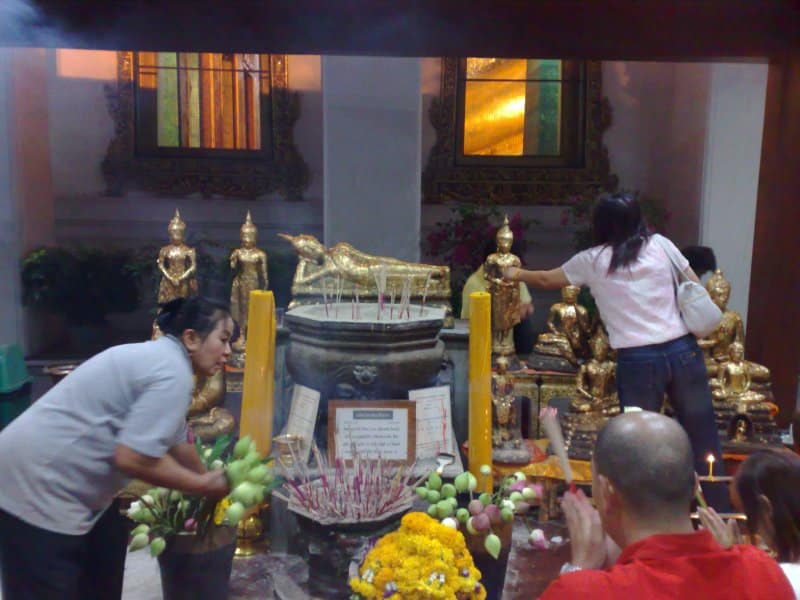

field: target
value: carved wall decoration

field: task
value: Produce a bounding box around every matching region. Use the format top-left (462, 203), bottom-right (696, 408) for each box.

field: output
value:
top-left (422, 59), bottom-right (617, 205)
top-left (102, 52), bottom-right (309, 200)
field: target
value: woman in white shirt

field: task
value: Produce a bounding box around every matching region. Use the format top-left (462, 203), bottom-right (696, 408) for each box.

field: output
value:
top-left (505, 192), bottom-right (725, 501)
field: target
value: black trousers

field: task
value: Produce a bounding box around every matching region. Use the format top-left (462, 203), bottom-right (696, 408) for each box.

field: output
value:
top-left (0, 499), bottom-right (130, 600)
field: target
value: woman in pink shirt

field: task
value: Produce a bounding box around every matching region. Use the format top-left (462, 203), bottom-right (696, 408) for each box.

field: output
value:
top-left (505, 192), bottom-right (725, 504)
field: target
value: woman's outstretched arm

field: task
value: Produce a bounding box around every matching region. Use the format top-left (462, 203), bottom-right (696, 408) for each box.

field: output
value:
top-left (504, 266), bottom-right (570, 290)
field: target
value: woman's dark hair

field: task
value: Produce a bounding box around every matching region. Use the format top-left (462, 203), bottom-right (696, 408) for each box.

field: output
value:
top-left (156, 296), bottom-right (233, 340)
top-left (734, 448), bottom-right (800, 562)
top-left (591, 191), bottom-right (650, 274)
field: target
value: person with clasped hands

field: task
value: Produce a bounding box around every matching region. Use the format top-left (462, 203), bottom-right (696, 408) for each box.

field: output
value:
top-left (0, 296), bottom-right (234, 599)
top-left (539, 411), bottom-right (794, 599)
top-left (503, 191), bottom-right (725, 507)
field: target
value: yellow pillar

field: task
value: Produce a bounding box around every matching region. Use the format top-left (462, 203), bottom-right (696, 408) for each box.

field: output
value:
top-left (240, 290), bottom-right (276, 456)
top-left (468, 291), bottom-right (493, 493)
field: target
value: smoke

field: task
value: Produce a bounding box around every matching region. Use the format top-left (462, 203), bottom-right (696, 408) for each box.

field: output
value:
top-left (0, 0), bottom-right (77, 49)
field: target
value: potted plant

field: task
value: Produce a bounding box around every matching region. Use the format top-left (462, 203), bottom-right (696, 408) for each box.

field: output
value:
top-left (126, 435), bottom-right (281, 600)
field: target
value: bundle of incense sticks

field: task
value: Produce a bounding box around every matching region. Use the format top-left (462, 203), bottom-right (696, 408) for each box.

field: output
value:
top-left (540, 407), bottom-right (577, 494)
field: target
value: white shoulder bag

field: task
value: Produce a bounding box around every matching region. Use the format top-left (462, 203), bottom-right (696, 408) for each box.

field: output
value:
top-left (656, 237), bottom-right (722, 338)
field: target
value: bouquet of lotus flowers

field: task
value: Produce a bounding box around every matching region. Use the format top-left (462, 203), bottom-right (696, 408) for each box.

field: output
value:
top-left (415, 465), bottom-right (543, 559)
top-left (349, 511), bottom-right (486, 600)
top-left (126, 434), bottom-right (281, 557)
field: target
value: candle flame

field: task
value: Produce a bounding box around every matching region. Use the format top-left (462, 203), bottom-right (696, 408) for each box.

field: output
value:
top-left (707, 454), bottom-right (715, 463)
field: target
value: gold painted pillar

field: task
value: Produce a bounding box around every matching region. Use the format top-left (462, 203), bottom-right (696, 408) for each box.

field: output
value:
top-left (240, 290), bottom-right (276, 455)
top-left (468, 291), bottom-right (493, 492)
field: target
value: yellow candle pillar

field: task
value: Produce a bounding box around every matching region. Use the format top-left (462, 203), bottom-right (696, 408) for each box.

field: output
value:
top-left (240, 290), bottom-right (276, 456)
top-left (468, 291), bottom-right (493, 493)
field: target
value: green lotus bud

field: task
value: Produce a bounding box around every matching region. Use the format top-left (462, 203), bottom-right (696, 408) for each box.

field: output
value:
top-left (484, 533), bottom-right (501, 559)
top-left (479, 464), bottom-right (492, 476)
top-left (514, 471), bottom-right (527, 482)
top-left (253, 486), bottom-right (265, 505)
top-left (441, 517), bottom-right (458, 529)
top-left (454, 472), bottom-right (471, 493)
top-left (203, 448), bottom-right (213, 459)
top-left (436, 500), bottom-right (453, 519)
top-left (247, 465), bottom-right (269, 484)
top-left (456, 507), bottom-right (470, 524)
top-left (128, 533), bottom-right (149, 552)
top-left (131, 524), bottom-right (150, 537)
top-left (479, 492), bottom-right (492, 507)
top-left (149, 537), bottom-right (166, 557)
top-left (169, 490), bottom-right (183, 502)
top-left (415, 486), bottom-right (429, 500)
top-left (248, 439), bottom-right (258, 455)
top-left (231, 482), bottom-right (258, 507)
top-left (509, 491), bottom-right (523, 503)
top-left (441, 483), bottom-right (456, 499)
top-left (466, 516), bottom-right (478, 535)
top-left (522, 487), bottom-right (538, 501)
top-left (141, 494), bottom-right (155, 506)
top-left (225, 501), bottom-right (246, 524)
top-left (427, 503), bottom-right (439, 518)
top-left (210, 459), bottom-right (224, 470)
top-left (226, 461), bottom-right (247, 487)
top-left (447, 496), bottom-right (459, 509)
top-left (467, 473), bottom-right (478, 491)
top-left (233, 436), bottom-right (251, 459)
top-left (154, 487), bottom-right (169, 500)
top-left (500, 507), bottom-right (514, 522)
top-left (426, 490), bottom-right (441, 504)
top-left (427, 472), bottom-right (442, 491)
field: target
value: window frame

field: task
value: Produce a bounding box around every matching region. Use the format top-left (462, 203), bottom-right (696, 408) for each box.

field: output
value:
top-left (102, 51), bottom-right (308, 200)
top-left (422, 58), bottom-right (617, 205)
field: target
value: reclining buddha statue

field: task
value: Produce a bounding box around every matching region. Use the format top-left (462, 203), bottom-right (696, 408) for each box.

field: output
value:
top-left (279, 233), bottom-right (453, 325)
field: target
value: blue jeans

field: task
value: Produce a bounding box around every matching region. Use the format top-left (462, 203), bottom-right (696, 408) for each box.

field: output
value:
top-left (616, 334), bottom-right (729, 510)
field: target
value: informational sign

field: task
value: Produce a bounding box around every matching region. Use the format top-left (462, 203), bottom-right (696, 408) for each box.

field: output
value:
top-left (408, 385), bottom-right (456, 460)
top-left (284, 384), bottom-right (321, 464)
top-left (328, 400), bottom-right (416, 465)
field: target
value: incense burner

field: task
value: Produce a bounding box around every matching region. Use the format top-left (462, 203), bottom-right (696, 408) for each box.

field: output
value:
top-left (285, 303), bottom-right (446, 400)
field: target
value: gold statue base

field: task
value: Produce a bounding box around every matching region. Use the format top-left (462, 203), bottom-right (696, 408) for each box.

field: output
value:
top-left (235, 503), bottom-right (268, 557)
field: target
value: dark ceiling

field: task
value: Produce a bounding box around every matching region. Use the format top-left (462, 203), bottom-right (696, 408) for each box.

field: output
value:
top-left (3, 0), bottom-right (798, 59)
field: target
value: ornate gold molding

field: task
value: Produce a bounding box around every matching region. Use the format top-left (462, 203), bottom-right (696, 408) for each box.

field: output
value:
top-left (102, 52), bottom-right (309, 200)
top-left (422, 59), bottom-right (617, 205)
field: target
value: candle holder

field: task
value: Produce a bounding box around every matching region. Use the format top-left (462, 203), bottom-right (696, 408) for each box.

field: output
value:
top-left (696, 475), bottom-right (734, 483)
top-left (273, 433), bottom-right (304, 468)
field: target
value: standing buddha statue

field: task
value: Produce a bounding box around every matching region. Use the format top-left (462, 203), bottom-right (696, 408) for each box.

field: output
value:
top-left (484, 215), bottom-right (521, 358)
top-left (491, 356), bottom-right (530, 464)
top-left (230, 211), bottom-right (269, 352)
top-left (157, 209), bottom-right (198, 304)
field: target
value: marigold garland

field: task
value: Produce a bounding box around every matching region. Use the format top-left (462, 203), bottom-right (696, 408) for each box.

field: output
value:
top-left (349, 512), bottom-right (486, 600)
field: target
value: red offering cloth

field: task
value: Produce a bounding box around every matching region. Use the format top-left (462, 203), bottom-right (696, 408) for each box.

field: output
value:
top-left (539, 530), bottom-right (793, 600)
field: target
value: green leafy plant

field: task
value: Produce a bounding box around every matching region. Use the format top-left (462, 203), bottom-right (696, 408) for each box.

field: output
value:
top-left (21, 246), bottom-right (143, 325)
top-left (126, 434), bottom-right (282, 557)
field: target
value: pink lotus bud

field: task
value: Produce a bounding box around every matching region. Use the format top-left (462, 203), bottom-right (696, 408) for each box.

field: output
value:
top-left (528, 528), bottom-right (549, 549)
top-left (184, 518), bottom-right (197, 531)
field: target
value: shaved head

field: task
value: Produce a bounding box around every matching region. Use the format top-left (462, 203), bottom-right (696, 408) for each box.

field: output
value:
top-left (594, 412), bottom-right (695, 517)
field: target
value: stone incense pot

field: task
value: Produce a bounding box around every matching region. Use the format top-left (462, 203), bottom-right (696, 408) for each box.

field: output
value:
top-left (285, 303), bottom-right (446, 402)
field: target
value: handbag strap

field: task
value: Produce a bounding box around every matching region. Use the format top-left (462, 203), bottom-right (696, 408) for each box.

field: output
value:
top-left (654, 235), bottom-right (688, 287)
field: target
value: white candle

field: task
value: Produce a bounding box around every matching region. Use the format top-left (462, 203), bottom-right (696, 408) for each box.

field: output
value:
top-left (707, 454), bottom-right (715, 479)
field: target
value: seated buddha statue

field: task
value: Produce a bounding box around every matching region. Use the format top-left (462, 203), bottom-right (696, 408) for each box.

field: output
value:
top-left (157, 209), bottom-right (199, 304)
top-left (711, 342), bottom-right (766, 406)
top-left (571, 329), bottom-right (619, 416)
top-left (186, 371), bottom-right (236, 442)
top-left (279, 233), bottom-right (453, 323)
top-left (699, 269), bottom-right (770, 382)
top-left (533, 285), bottom-right (592, 365)
top-left (484, 216), bottom-right (521, 358)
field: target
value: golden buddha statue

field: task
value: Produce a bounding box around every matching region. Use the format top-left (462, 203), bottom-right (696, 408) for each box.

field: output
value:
top-left (230, 212), bottom-right (269, 351)
top-left (491, 356), bottom-right (529, 464)
top-left (711, 342), bottom-right (766, 406)
top-left (157, 209), bottom-right (198, 304)
top-left (699, 269), bottom-right (770, 382)
top-left (533, 285), bottom-right (592, 365)
top-left (484, 216), bottom-right (521, 357)
top-left (279, 233), bottom-right (453, 322)
top-left (186, 371), bottom-right (236, 442)
top-left (572, 330), bottom-right (618, 415)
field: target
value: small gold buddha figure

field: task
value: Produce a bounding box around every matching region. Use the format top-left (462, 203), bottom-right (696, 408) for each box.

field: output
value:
top-left (533, 285), bottom-right (592, 365)
top-left (484, 216), bottom-right (521, 357)
top-left (187, 371), bottom-right (236, 442)
top-left (157, 209), bottom-right (199, 304)
top-left (711, 342), bottom-right (766, 407)
top-left (731, 416), bottom-right (752, 443)
top-left (491, 357), bottom-right (530, 464)
top-left (699, 269), bottom-right (770, 382)
top-left (571, 329), bottom-right (618, 415)
top-left (230, 212), bottom-right (269, 352)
